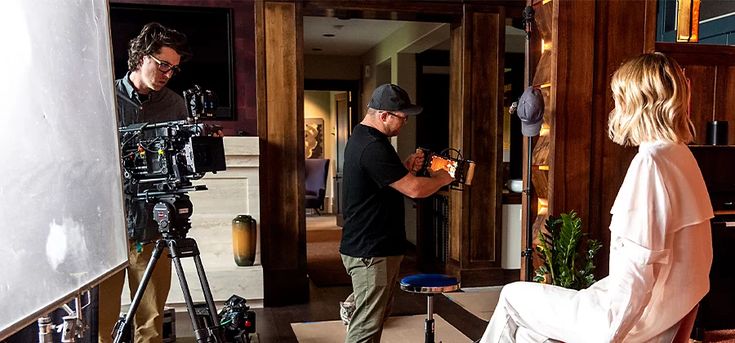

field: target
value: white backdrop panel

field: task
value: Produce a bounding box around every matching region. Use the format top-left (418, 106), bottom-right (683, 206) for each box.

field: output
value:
top-left (0, 0), bottom-right (128, 339)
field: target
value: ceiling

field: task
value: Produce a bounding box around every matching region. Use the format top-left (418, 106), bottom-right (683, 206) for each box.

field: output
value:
top-left (304, 15), bottom-right (526, 56)
top-left (304, 16), bottom-right (413, 56)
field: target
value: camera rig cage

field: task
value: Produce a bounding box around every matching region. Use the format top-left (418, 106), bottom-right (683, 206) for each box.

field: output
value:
top-left (417, 148), bottom-right (476, 189)
top-left (119, 120), bottom-right (226, 198)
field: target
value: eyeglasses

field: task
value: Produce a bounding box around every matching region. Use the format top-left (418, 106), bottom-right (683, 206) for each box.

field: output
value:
top-left (385, 111), bottom-right (408, 123)
top-left (148, 54), bottom-right (181, 75)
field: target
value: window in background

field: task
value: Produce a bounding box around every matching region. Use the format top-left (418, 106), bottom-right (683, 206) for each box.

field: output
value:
top-left (110, 4), bottom-right (236, 120)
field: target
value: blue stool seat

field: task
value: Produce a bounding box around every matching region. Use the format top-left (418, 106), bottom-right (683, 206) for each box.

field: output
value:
top-left (400, 274), bottom-right (460, 343)
top-left (400, 274), bottom-right (460, 294)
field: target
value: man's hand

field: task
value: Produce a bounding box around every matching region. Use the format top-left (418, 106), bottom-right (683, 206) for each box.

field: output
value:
top-left (404, 148), bottom-right (425, 174)
top-left (430, 168), bottom-right (454, 186)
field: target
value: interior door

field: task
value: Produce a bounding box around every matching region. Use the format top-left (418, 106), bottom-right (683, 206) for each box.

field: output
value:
top-left (334, 92), bottom-right (349, 226)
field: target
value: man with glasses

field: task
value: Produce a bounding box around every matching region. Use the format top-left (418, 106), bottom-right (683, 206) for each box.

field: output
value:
top-left (98, 22), bottom-right (191, 343)
top-left (340, 83), bottom-right (454, 342)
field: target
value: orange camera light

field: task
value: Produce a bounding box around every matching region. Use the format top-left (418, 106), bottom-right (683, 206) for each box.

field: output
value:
top-left (428, 155), bottom-right (476, 186)
top-left (429, 155), bottom-right (457, 177)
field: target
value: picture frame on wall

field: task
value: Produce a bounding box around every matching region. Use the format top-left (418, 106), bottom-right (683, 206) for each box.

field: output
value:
top-left (305, 118), bottom-right (324, 159)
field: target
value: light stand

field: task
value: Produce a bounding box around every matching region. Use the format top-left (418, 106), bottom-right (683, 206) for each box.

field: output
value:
top-left (521, 5), bottom-right (537, 282)
top-left (37, 292), bottom-right (89, 343)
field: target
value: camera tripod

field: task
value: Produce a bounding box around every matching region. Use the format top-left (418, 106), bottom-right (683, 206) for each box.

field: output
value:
top-left (113, 194), bottom-right (225, 343)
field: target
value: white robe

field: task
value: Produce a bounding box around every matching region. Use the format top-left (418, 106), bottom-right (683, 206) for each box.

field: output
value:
top-left (479, 141), bottom-right (713, 343)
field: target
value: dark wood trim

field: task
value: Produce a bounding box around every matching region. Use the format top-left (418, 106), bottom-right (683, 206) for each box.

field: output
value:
top-left (447, 5), bottom-right (507, 286)
top-left (303, 1), bottom-right (463, 20)
top-left (257, 0), bottom-right (309, 306)
top-left (655, 42), bottom-right (735, 147)
top-left (548, 0), bottom-right (595, 230)
top-left (655, 42), bottom-right (735, 65)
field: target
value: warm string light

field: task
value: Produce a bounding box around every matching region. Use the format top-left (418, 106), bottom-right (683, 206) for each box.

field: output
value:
top-left (541, 39), bottom-right (552, 53)
top-left (539, 123), bottom-right (550, 137)
top-left (538, 198), bottom-right (549, 214)
top-left (538, 165), bottom-right (550, 171)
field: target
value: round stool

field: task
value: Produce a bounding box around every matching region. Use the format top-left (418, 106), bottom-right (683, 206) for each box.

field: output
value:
top-left (400, 274), bottom-right (460, 343)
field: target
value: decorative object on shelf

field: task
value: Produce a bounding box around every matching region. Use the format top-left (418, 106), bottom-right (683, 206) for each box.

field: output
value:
top-left (232, 214), bottom-right (257, 266)
top-left (706, 120), bottom-right (728, 145)
top-left (533, 211), bottom-right (602, 290)
top-left (507, 179), bottom-right (523, 193)
top-left (676, 0), bottom-right (700, 43)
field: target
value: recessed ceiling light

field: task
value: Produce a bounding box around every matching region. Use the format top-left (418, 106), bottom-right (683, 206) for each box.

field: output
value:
top-left (312, 48), bottom-right (323, 51)
top-left (322, 33), bottom-right (335, 38)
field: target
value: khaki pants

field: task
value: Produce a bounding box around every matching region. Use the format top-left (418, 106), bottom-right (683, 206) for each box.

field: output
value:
top-left (341, 254), bottom-right (403, 343)
top-left (98, 241), bottom-right (172, 343)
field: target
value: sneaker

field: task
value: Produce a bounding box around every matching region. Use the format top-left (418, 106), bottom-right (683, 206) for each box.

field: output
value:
top-left (339, 293), bottom-right (355, 325)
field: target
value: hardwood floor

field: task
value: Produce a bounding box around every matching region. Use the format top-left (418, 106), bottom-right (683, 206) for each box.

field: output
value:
top-left (251, 259), bottom-right (488, 342)
top-left (249, 214), bottom-right (487, 342)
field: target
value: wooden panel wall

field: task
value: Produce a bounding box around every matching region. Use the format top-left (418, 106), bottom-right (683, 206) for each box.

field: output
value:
top-left (447, 5), bottom-right (506, 286)
top-left (588, 0), bottom-right (658, 273)
top-left (527, 0), bottom-right (658, 277)
top-left (449, 23), bottom-right (467, 265)
top-left (656, 43), bottom-right (735, 146)
top-left (256, 0), bottom-right (309, 306)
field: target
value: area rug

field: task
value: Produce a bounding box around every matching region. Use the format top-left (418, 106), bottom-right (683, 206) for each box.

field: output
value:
top-left (291, 314), bottom-right (471, 342)
top-left (443, 286), bottom-right (503, 321)
top-left (306, 229), bottom-right (351, 286)
top-left (703, 329), bottom-right (735, 342)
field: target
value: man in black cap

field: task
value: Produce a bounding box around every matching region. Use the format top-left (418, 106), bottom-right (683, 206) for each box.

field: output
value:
top-left (339, 83), bottom-right (453, 342)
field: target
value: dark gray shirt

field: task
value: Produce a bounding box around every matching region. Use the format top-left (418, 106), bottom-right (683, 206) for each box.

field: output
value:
top-left (115, 71), bottom-right (188, 242)
top-left (115, 71), bottom-right (188, 126)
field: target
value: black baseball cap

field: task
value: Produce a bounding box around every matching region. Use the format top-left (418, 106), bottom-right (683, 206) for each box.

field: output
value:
top-left (368, 83), bottom-right (423, 115)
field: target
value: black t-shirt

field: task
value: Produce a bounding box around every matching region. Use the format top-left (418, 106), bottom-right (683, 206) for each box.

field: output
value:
top-left (340, 124), bottom-right (409, 257)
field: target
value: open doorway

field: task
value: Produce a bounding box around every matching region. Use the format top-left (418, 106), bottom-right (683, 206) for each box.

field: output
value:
top-left (258, 2), bottom-right (517, 305)
top-left (303, 81), bottom-right (357, 287)
top-left (302, 16), bottom-right (451, 287)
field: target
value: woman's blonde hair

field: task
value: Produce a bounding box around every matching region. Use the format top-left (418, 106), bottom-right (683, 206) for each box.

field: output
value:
top-left (607, 52), bottom-right (695, 146)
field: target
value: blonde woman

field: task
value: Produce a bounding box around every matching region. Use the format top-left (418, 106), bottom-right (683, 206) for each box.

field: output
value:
top-left (478, 53), bottom-right (713, 343)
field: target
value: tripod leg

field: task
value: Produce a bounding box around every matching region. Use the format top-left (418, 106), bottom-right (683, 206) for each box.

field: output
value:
top-left (168, 240), bottom-right (207, 342)
top-left (193, 254), bottom-right (219, 328)
top-left (168, 239), bottom-right (225, 343)
top-left (113, 240), bottom-right (167, 343)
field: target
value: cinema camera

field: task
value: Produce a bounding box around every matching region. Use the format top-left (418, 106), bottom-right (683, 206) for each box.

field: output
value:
top-left (417, 148), bottom-right (476, 189)
top-left (119, 84), bottom-right (226, 201)
top-left (113, 87), bottom-right (256, 343)
top-left (119, 121), bottom-right (225, 191)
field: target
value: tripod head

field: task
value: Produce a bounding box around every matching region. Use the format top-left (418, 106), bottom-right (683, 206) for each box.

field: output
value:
top-left (152, 194), bottom-right (193, 239)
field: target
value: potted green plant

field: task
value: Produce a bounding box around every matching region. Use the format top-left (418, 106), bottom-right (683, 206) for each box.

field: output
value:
top-left (533, 211), bottom-right (602, 290)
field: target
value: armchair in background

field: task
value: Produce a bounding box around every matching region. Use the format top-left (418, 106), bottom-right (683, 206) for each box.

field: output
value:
top-left (305, 158), bottom-right (330, 215)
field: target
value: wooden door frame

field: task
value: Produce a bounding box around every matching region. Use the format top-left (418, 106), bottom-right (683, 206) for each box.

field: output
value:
top-left (257, 0), bottom-right (522, 305)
